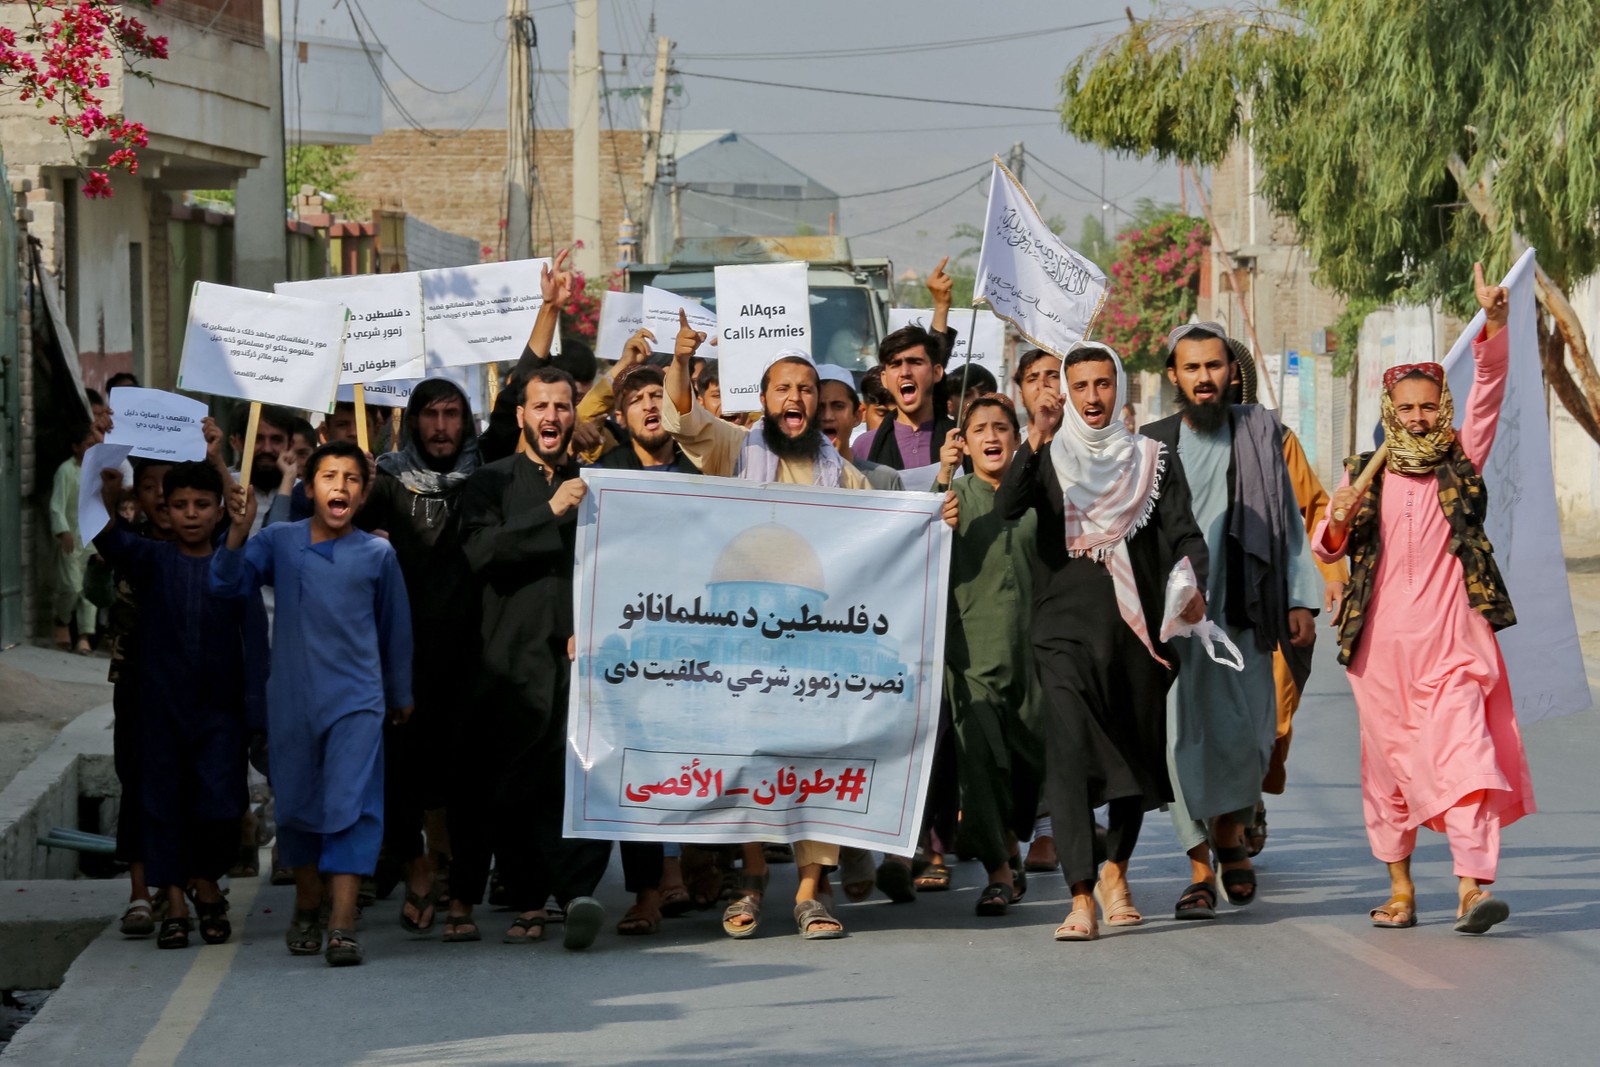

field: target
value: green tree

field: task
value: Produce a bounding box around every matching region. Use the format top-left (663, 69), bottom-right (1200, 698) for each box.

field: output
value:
top-left (1060, 1), bottom-right (1600, 443)
top-left (286, 144), bottom-right (367, 216)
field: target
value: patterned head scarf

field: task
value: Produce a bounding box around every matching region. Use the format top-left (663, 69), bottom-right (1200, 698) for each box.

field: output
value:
top-left (1381, 362), bottom-right (1456, 475)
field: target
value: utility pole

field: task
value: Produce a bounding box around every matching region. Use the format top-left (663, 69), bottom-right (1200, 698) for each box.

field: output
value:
top-left (504, 0), bottom-right (532, 261)
top-left (569, 0), bottom-right (602, 276)
top-left (671, 182), bottom-right (683, 246)
top-left (637, 35), bottom-right (672, 263)
top-left (1007, 141), bottom-right (1025, 185)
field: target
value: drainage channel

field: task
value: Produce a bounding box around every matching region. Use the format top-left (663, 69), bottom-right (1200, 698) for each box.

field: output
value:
top-left (0, 990), bottom-right (51, 1054)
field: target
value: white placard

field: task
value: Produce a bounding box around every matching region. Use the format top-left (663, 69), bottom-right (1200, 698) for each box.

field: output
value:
top-left (77, 442), bottom-right (135, 545)
top-left (105, 387), bottom-right (207, 462)
top-left (275, 273), bottom-right (426, 383)
top-left (713, 262), bottom-right (812, 414)
top-left (336, 363), bottom-right (485, 415)
top-left (974, 157), bottom-right (1107, 357)
top-left (642, 286), bottom-right (715, 356)
top-left (420, 258), bottom-right (550, 368)
top-left (595, 290), bottom-right (645, 363)
top-left (177, 282), bottom-right (347, 413)
top-left (887, 307), bottom-right (1007, 378)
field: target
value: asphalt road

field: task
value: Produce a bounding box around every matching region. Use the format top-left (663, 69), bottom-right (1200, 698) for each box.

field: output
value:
top-left (6, 636), bottom-right (1599, 1067)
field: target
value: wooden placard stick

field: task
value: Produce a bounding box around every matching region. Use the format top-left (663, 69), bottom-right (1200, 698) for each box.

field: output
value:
top-left (1332, 443), bottom-right (1389, 522)
top-left (390, 406), bottom-right (402, 452)
top-left (236, 401), bottom-right (263, 494)
top-left (486, 362), bottom-right (501, 411)
top-left (354, 384), bottom-right (370, 453)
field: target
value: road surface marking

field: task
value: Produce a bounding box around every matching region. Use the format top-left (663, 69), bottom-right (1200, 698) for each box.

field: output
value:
top-left (128, 866), bottom-right (262, 1067)
top-left (1295, 921), bottom-right (1456, 990)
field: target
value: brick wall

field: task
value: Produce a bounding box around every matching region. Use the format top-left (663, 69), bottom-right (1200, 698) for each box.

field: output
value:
top-left (349, 129), bottom-right (648, 269)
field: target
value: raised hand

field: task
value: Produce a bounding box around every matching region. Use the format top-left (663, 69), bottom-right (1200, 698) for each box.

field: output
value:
top-left (1031, 392), bottom-right (1064, 445)
top-left (541, 247), bottom-right (575, 310)
top-left (549, 475), bottom-right (588, 517)
top-left (617, 328), bottom-right (657, 376)
top-left (937, 427), bottom-right (965, 483)
top-left (941, 489), bottom-right (960, 530)
top-left (674, 308), bottom-right (706, 361)
top-left (927, 256), bottom-right (953, 310)
top-left (1474, 261), bottom-right (1508, 335)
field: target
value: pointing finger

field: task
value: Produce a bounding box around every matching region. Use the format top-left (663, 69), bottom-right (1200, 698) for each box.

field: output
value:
top-left (678, 308), bottom-right (689, 329)
top-left (934, 255), bottom-right (949, 276)
top-left (1474, 261), bottom-right (1486, 291)
top-left (554, 247), bottom-right (570, 271)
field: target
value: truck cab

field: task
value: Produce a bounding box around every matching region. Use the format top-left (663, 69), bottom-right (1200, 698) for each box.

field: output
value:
top-left (625, 236), bottom-right (892, 374)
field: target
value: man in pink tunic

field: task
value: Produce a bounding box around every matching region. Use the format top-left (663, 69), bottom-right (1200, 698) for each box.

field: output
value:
top-left (1316, 264), bottom-right (1534, 935)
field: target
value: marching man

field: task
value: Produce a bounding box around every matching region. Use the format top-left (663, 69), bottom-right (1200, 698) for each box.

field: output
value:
top-left (1316, 263), bottom-right (1535, 934)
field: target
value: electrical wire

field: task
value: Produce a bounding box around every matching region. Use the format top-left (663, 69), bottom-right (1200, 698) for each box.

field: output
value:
top-left (689, 160), bottom-right (989, 203)
top-left (673, 70), bottom-right (1059, 114)
top-left (349, 0), bottom-right (499, 96)
top-left (742, 121), bottom-right (1061, 137)
top-left (615, 19), bottom-right (1123, 62)
top-left (848, 177), bottom-right (987, 239)
top-left (413, 0), bottom-right (504, 26)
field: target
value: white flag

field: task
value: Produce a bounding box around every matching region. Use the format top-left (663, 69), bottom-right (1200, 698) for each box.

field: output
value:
top-left (973, 158), bottom-right (1107, 356)
top-left (1441, 249), bottom-right (1589, 722)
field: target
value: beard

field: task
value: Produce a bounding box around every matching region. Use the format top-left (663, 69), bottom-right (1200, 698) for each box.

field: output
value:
top-left (249, 457), bottom-right (283, 494)
top-left (761, 410), bottom-right (826, 461)
top-left (522, 420), bottom-right (574, 466)
top-left (1177, 389), bottom-right (1230, 434)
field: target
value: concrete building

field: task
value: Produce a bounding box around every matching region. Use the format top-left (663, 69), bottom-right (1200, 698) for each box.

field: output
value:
top-left (654, 131), bottom-right (840, 262)
top-left (1, 0), bottom-right (288, 643)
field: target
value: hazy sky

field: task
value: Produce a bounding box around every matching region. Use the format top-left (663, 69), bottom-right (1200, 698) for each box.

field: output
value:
top-left (289, 0), bottom-right (1184, 270)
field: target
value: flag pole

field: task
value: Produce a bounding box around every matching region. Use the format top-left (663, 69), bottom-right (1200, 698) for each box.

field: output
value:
top-left (952, 305), bottom-right (980, 435)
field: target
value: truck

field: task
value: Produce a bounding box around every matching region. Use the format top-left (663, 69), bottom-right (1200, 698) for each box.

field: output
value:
top-left (623, 236), bottom-right (894, 374)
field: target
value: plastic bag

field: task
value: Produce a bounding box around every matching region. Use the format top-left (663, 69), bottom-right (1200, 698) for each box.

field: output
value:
top-left (1158, 557), bottom-right (1245, 672)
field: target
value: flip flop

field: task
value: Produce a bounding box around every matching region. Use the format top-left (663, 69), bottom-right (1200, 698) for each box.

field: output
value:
top-left (502, 915), bottom-right (546, 944)
top-left (441, 914), bottom-right (481, 943)
top-left (1454, 891), bottom-right (1510, 934)
top-left (975, 882), bottom-right (1014, 917)
top-left (616, 906), bottom-right (662, 936)
top-left (1369, 893), bottom-right (1417, 929)
top-left (658, 884), bottom-right (694, 917)
top-left (563, 896), bottom-right (604, 950)
top-left (399, 887), bottom-right (437, 935)
top-left (914, 864), bottom-right (952, 892)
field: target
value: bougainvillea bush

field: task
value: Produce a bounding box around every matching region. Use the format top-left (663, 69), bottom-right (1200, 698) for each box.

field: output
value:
top-left (0, 1), bottom-right (169, 197)
top-left (1098, 213), bottom-right (1209, 373)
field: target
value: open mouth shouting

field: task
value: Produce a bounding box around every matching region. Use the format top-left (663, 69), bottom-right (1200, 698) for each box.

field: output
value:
top-left (642, 411), bottom-right (661, 434)
top-left (536, 421), bottom-right (564, 453)
top-left (981, 440), bottom-right (1004, 461)
top-left (325, 491), bottom-right (353, 521)
top-left (897, 379), bottom-right (919, 408)
top-left (778, 403), bottom-right (807, 436)
top-left (1192, 382), bottom-right (1220, 403)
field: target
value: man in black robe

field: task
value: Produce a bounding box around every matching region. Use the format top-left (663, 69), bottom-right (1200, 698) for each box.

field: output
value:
top-left (448, 365), bottom-right (611, 950)
top-left (1000, 342), bottom-right (1208, 941)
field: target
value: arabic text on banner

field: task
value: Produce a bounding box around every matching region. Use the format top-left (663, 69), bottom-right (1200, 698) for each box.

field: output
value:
top-left (973, 157), bottom-right (1107, 357)
top-left (565, 469), bottom-right (952, 853)
top-left (275, 272), bottom-right (427, 383)
top-left (105, 387), bottom-right (207, 462)
top-left (886, 307), bottom-right (1007, 379)
top-left (642, 286), bottom-right (715, 356)
top-left (420, 258), bottom-right (549, 368)
top-left (713, 262), bottom-right (812, 414)
top-left (176, 282), bottom-right (346, 414)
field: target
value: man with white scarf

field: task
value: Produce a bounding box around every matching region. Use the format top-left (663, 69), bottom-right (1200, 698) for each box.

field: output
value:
top-left (998, 341), bottom-right (1209, 942)
top-left (661, 309), bottom-right (868, 940)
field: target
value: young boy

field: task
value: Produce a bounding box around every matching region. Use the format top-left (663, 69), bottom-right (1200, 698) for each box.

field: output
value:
top-left (935, 395), bottom-right (1041, 916)
top-left (94, 461), bottom-right (268, 950)
top-left (211, 440), bottom-right (413, 968)
top-left (50, 419), bottom-right (101, 653)
top-left (102, 458), bottom-right (174, 937)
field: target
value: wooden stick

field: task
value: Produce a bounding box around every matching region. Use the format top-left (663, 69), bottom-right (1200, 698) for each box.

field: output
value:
top-left (486, 362), bottom-right (501, 411)
top-left (390, 407), bottom-right (402, 452)
top-left (236, 402), bottom-right (262, 496)
top-left (354, 384), bottom-right (370, 454)
top-left (1332, 443), bottom-right (1389, 522)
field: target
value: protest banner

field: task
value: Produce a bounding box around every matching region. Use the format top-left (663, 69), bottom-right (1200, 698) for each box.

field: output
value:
top-left (973, 157), bottom-right (1107, 357)
top-left (177, 282), bottom-right (347, 490)
top-left (594, 290), bottom-right (645, 363)
top-left (566, 469), bottom-right (952, 853)
top-left (274, 273), bottom-right (426, 383)
top-left (713, 262), bottom-right (812, 413)
top-left (335, 363), bottom-right (485, 414)
top-left (887, 306), bottom-right (1007, 380)
top-left (642, 286), bottom-right (715, 356)
top-left (76, 442), bottom-right (134, 544)
top-left (419, 258), bottom-right (549, 368)
top-left (1437, 249), bottom-right (1589, 722)
top-left (105, 387), bottom-right (207, 462)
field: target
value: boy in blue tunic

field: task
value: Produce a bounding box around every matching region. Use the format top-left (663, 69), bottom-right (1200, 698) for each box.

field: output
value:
top-left (212, 440), bottom-right (413, 968)
top-left (93, 461), bottom-right (268, 950)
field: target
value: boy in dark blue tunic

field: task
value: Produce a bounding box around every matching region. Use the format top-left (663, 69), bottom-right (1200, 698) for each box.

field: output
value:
top-left (94, 461), bottom-right (268, 950)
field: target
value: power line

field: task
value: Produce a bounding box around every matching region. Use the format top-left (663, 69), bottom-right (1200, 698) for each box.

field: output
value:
top-left (349, 0), bottom-right (498, 96)
top-left (614, 19), bottom-right (1123, 62)
top-left (848, 177), bottom-right (987, 239)
top-left (689, 160), bottom-right (990, 203)
top-left (412, 0), bottom-right (504, 26)
top-left (674, 70), bottom-right (1059, 114)
top-left (742, 121), bottom-right (1061, 137)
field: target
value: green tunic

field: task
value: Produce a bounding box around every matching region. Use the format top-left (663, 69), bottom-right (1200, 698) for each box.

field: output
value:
top-left (941, 474), bottom-right (1042, 872)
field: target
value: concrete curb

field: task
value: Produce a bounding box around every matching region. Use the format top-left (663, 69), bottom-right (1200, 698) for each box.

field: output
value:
top-left (0, 704), bottom-right (116, 882)
top-left (0, 880), bottom-right (126, 989)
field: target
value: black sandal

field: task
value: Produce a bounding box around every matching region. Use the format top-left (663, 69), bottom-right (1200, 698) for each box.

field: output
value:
top-left (400, 886), bottom-right (437, 935)
top-left (1243, 802), bottom-right (1268, 857)
top-left (1009, 854), bottom-right (1027, 903)
top-left (975, 882), bottom-right (1014, 917)
top-left (191, 896), bottom-right (231, 945)
top-left (285, 906), bottom-right (324, 956)
top-left (325, 929), bottom-right (363, 967)
top-left (1214, 844), bottom-right (1257, 906)
top-left (1174, 881), bottom-right (1218, 920)
top-left (156, 916), bottom-right (192, 950)
top-left (502, 914), bottom-right (547, 944)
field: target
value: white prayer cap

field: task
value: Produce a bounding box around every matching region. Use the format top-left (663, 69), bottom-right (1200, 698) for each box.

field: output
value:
top-left (816, 364), bottom-right (855, 388)
top-left (765, 347), bottom-right (816, 372)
